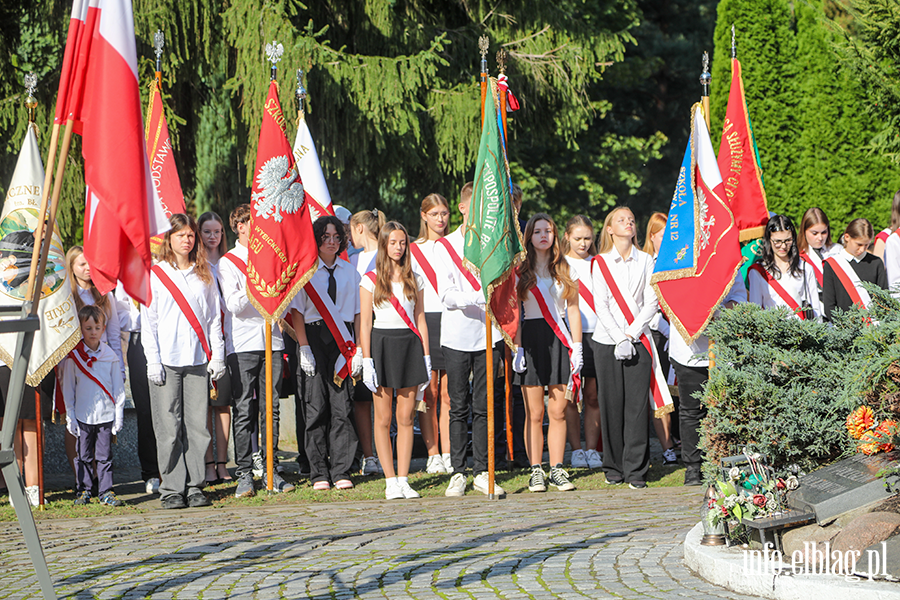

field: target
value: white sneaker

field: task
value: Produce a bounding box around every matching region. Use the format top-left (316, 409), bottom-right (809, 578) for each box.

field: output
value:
top-left (145, 477), bottom-right (161, 495)
top-left (585, 449), bottom-right (603, 469)
top-left (445, 472), bottom-right (467, 497)
top-left (251, 451), bottom-right (265, 478)
top-left (473, 472), bottom-right (505, 496)
top-left (385, 478), bottom-right (404, 500)
top-left (25, 485), bottom-right (39, 506)
top-left (426, 455), bottom-right (447, 474)
top-left (398, 480), bottom-right (420, 499)
top-left (570, 449), bottom-right (588, 469)
top-left (441, 453), bottom-right (452, 472)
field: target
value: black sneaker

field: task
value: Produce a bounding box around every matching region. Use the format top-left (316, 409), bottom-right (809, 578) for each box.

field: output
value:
top-left (549, 465), bottom-right (575, 491)
top-left (528, 465), bottom-right (547, 492)
top-left (234, 472), bottom-right (256, 498)
top-left (187, 491), bottom-right (211, 507)
top-left (161, 494), bottom-right (187, 509)
top-left (684, 466), bottom-right (702, 487)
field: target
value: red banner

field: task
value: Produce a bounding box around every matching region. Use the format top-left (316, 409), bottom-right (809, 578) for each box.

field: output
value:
top-left (717, 58), bottom-right (769, 242)
top-left (145, 78), bottom-right (185, 220)
top-left (246, 81), bottom-right (318, 320)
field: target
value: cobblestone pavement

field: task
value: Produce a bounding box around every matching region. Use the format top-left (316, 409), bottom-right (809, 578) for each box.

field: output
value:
top-left (0, 487), bottom-right (765, 599)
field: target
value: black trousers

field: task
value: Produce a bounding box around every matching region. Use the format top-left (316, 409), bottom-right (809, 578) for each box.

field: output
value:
top-left (651, 329), bottom-right (680, 440)
top-left (127, 332), bottom-right (159, 481)
top-left (671, 360), bottom-right (708, 469)
top-left (593, 339), bottom-right (651, 484)
top-left (443, 342), bottom-right (504, 476)
top-left (302, 322), bottom-right (358, 483)
top-left (228, 350), bottom-right (283, 477)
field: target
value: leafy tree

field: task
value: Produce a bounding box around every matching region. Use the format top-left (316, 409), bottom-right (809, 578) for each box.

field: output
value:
top-left (709, 0), bottom-right (900, 234)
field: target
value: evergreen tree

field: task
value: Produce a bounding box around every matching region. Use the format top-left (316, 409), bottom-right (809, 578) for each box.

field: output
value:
top-left (710, 0), bottom-right (900, 234)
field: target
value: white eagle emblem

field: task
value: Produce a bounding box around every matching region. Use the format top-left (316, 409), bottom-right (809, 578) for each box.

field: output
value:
top-left (252, 155), bottom-right (305, 222)
top-left (697, 188), bottom-right (715, 250)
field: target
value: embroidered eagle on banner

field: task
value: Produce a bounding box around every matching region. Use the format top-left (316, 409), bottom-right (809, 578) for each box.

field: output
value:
top-left (252, 155), bottom-right (305, 222)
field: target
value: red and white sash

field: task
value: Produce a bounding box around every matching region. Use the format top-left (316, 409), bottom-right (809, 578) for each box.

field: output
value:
top-left (410, 242), bottom-right (440, 297)
top-left (825, 255), bottom-right (871, 309)
top-left (577, 280), bottom-right (597, 319)
top-left (365, 271), bottom-right (422, 341)
top-left (593, 255), bottom-right (674, 417)
top-left (876, 227), bottom-right (892, 244)
top-left (69, 341), bottom-right (116, 405)
top-left (749, 263), bottom-right (806, 320)
top-left (528, 277), bottom-right (581, 402)
top-left (304, 274), bottom-right (357, 385)
top-left (799, 251), bottom-right (824, 287)
top-left (152, 264), bottom-right (212, 361)
top-left (436, 237), bottom-right (481, 291)
top-left (223, 251), bottom-right (247, 275)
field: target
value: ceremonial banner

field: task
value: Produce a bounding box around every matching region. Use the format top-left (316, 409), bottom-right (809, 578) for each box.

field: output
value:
top-left (652, 103), bottom-right (742, 343)
top-left (717, 58), bottom-right (768, 241)
top-left (292, 115), bottom-right (333, 222)
top-left (54, 0), bottom-right (88, 126)
top-left (463, 77), bottom-right (524, 349)
top-left (247, 81), bottom-right (317, 320)
top-left (0, 125), bottom-right (79, 384)
top-left (144, 78), bottom-right (186, 222)
top-left (65, 0), bottom-right (166, 304)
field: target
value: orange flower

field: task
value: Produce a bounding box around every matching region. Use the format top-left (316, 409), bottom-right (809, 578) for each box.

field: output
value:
top-left (859, 430), bottom-right (881, 455)
top-left (876, 420), bottom-right (897, 453)
top-left (847, 406), bottom-right (875, 440)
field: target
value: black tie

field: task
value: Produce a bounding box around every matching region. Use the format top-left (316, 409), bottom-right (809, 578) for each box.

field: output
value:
top-left (324, 265), bottom-right (337, 303)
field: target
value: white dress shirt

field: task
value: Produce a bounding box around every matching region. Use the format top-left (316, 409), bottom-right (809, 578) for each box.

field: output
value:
top-left (433, 227), bottom-right (501, 352)
top-left (411, 239), bottom-right (444, 313)
top-left (61, 342), bottom-right (125, 425)
top-left (591, 246), bottom-right (657, 346)
top-left (669, 271), bottom-right (747, 368)
top-left (361, 272), bottom-right (424, 329)
top-left (114, 282), bottom-right (141, 332)
top-left (290, 257), bottom-right (361, 324)
top-left (353, 249), bottom-right (377, 279)
top-left (75, 286), bottom-right (124, 380)
top-left (141, 261), bottom-right (225, 367)
top-left (882, 232), bottom-right (900, 291)
top-left (218, 244), bottom-right (284, 355)
top-left (565, 255), bottom-right (596, 333)
top-left (748, 262), bottom-right (821, 319)
top-left (521, 271), bottom-right (578, 320)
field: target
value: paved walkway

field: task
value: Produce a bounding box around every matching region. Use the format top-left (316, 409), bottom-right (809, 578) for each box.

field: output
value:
top-left (0, 487), bottom-right (767, 600)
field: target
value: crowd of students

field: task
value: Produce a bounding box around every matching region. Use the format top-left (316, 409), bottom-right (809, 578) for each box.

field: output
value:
top-left (2, 185), bottom-right (897, 507)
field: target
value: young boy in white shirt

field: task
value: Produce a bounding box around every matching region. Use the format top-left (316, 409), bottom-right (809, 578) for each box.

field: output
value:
top-left (61, 305), bottom-right (126, 506)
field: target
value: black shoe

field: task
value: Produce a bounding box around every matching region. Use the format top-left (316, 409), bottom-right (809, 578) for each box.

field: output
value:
top-left (161, 494), bottom-right (187, 509)
top-left (187, 491), bottom-right (211, 507)
top-left (628, 481), bottom-right (647, 490)
top-left (683, 467), bottom-right (702, 486)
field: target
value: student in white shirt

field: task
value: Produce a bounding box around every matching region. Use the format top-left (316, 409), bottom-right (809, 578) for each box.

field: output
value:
top-left (749, 215), bottom-right (821, 320)
top-left (562, 215), bottom-right (603, 471)
top-left (62, 305), bottom-right (126, 507)
top-left (198, 211), bottom-right (234, 486)
top-left (435, 182), bottom-right (507, 498)
top-left (219, 205), bottom-right (291, 497)
top-left (873, 190), bottom-right (900, 259)
top-left (590, 207), bottom-right (657, 490)
top-left (797, 207), bottom-right (840, 295)
top-left (289, 215), bottom-right (362, 491)
top-left (513, 213), bottom-right (581, 493)
top-left (360, 221), bottom-right (430, 500)
top-left (349, 208), bottom-right (385, 476)
top-left (65, 245), bottom-right (124, 478)
top-left (410, 193), bottom-right (452, 474)
top-left (142, 213), bottom-right (226, 509)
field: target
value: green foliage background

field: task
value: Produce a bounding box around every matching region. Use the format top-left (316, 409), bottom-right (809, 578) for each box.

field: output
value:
top-left (0, 0), bottom-right (897, 250)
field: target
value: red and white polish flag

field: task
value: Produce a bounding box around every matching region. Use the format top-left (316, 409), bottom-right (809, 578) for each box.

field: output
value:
top-left (292, 115), bottom-right (333, 222)
top-left (61, 0), bottom-right (166, 304)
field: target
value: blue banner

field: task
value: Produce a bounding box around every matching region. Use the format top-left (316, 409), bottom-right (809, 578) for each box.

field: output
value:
top-left (654, 137), bottom-right (696, 276)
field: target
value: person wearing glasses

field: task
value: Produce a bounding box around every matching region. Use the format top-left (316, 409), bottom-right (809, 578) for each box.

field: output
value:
top-left (748, 215), bottom-right (821, 320)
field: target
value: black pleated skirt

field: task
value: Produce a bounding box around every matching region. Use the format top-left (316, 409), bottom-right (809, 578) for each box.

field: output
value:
top-left (515, 319), bottom-right (571, 387)
top-left (372, 328), bottom-right (428, 390)
top-left (424, 312), bottom-right (445, 372)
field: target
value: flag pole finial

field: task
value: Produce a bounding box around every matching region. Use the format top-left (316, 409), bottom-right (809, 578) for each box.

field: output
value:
top-left (296, 68), bottom-right (307, 116)
top-left (479, 35), bottom-right (489, 75)
top-left (700, 51), bottom-right (711, 93)
top-left (153, 30), bottom-right (165, 73)
top-left (496, 49), bottom-right (507, 75)
top-left (731, 24), bottom-right (737, 59)
top-left (24, 72), bottom-right (37, 123)
top-left (266, 41), bottom-right (284, 81)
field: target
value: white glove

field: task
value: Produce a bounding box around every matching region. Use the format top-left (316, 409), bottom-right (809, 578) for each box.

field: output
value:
top-left (112, 413), bottom-right (124, 436)
top-left (471, 292), bottom-right (486, 306)
top-left (614, 339), bottom-right (636, 361)
top-left (421, 355), bottom-right (432, 392)
top-left (570, 342), bottom-right (583, 374)
top-left (363, 357), bottom-right (378, 393)
top-left (66, 416), bottom-right (79, 438)
top-left (351, 347), bottom-right (363, 378)
top-left (148, 363), bottom-right (165, 386)
top-left (207, 358), bottom-right (227, 381)
top-left (299, 345), bottom-right (316, 376)
top-left (512, 347), bottom-right (526, 373)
